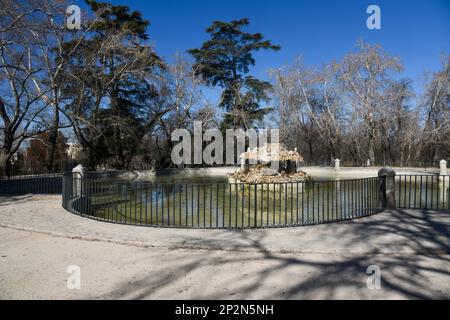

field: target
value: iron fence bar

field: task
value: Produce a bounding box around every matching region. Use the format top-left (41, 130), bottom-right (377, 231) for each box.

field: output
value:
top-left (446, 176), bottom-right (449, 211)
top-left (208, 184), bottom-right (212, 228)
top-left (419, 176), bottom-right (423, 209)
top-left (179, 184), bottom-right (182, 227)
top-left (203, 185), bottom-right (206, 228)
top-left (145, 183), bottom-right (148, 224)
top-left (172, 185), bottom-right (176, 226)
top-left (351, 179), bottom-right (355, 218)
top-left (362, 179), bottom-right (365, 216)
top-left (359, 179), bottom-right (362, 216)
top-left (191, 184), bottom-right (194, 228)
top-left (125, 182), bottom-right (129, 224)
top-left (408, 176), bottom-right (412, 209)
top-left (260, 183), bottom-right (264, 227)
top-left (228, 184), bottom-right (231, 228)
top-left (284, 183), bottom-right (287, 226)
top-left (301, 182), bottom-right (305, 225)
top-left (185, 184), bottom-right (188, 228)
top-left (364, 179), bottom-right (367, 215)
top-left (196, 184), bottom-right (200, 228)
top-left (430, 175), bottom-right (434, 209)
top-left (445, 176), bottom-right (447, 211)
top-left (311, 182), bottom-right (315, 223)
top-left (273, 183), bottom-right (276, 226)
top-left (8, 172), bottom-right (447, 229)
top-left (331, 181), bottom-right (335, 221)
top-left (222, 184), bottom-right (225, 228)
top-left (404, 176), bottom-right (407, 208)
top-left (254, 184), bottom-right (257, 228)
top-left (248, 184), bottom-right (251, 228)
top-left (266, 184), bottom-right (270, 226)
top-left (359, 180), bottom-right (362, 217)
top-left (414, 176), bottom-right (417, 209)
top-left (217, 185), bottom-right (220, 228)
top-left (234, 184), bottom-right (239, 228)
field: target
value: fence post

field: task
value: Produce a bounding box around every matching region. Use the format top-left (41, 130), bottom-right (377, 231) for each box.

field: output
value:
top-left (72, 164), bottom-right (87, 196)
top-left (335, 158), bottom-right (340, 171)
top-left (240, 157), bottom-right (246, 172)
top-left (378, 167), bottom-right (396, 209)
top-left (440, 159), bottom-right (447, 176)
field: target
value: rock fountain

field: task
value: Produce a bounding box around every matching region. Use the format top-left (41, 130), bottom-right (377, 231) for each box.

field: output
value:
top-left (228, 143), bottom-right (311, 184)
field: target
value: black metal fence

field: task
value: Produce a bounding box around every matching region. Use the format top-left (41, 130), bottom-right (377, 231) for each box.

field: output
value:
top-left (1, 171), bottom-right (447, 229)
top-left (62, 173), bottom-right (383, 228)
top-left (396, 175), bottom-right (450, 211)
top-left (0, 173), bottom-right (63, 195)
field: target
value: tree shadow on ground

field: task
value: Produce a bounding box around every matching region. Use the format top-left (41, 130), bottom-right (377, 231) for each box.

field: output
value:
top-left (0, 194), bottom-right (35, 206)
top-left (91, 209), bottom-right (450, 299)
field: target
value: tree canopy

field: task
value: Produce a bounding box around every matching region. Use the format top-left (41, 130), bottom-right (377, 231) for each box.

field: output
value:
top-left (189, 18), bottom-right (281, 130)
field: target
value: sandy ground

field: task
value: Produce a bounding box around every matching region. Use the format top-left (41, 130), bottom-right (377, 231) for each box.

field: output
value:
top-left (0, 195), bottom-right (449, 299)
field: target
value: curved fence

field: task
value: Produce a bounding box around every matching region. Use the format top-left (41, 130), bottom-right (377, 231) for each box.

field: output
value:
top-left (62, 173), bottom-right (383, 229)
top-left (0, 173), bottom-right (63, 195)
top-left (1, 171), bottom-right (446, 229)
top-left (396, 174), bottom-right (450, 211)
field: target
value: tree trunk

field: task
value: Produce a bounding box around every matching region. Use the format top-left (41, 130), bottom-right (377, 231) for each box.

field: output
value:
top-left (1, 130), bottom-right (14, 175)
top-left (47, 103), bottom-right (60, 171)
top-left (367, 133), bottom-right (376, 165)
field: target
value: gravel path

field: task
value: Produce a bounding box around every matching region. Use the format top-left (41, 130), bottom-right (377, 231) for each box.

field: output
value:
top-left (0, 195), bottom-right (449, 299)
top-left (0, 195), bottom-right (448, 254)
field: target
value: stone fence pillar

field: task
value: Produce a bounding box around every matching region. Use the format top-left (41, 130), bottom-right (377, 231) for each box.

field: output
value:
top-left (72, 164), bottom-right (87, 196)
top-left (335, 158), bottom-right (340, 171)
top-left (440, 160), bottom-right (447, 176)
top-left (240, 157), bottom-right (246, 172)
top-left (439, 160), bottom-right (449, 205)
top-left (378, 167), bottom-right (396, 209)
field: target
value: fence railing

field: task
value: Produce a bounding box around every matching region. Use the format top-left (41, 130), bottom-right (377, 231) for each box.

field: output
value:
top-left (396, 175), bottom-right (450, 211)
top-left (62, 173), bottom-right (382, 228)
top-left (1, 170), bottom-right (448, 229)
top-left (0, 173), bottom-right (63, 195)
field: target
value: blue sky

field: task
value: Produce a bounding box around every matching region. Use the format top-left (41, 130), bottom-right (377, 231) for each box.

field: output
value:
top-left (77, 0), bottom-right (449, 97)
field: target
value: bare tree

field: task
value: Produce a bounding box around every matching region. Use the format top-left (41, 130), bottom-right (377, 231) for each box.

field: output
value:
top-left (0, 0), bottom-right (58, 172)
top-left (26, 1), bottom-right (96, 170)
top-left (271, 58), bottom-right (343, 163)
top-left (271, 43), bottom-right (426, 167)
top-left (334, 41), bottom-right (403, 165)
top-left (157, 54), bottom-right (204, 150)
top-left (419, 56), bottom-right (450, 163)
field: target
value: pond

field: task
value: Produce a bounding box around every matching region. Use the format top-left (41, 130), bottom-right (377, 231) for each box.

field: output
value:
top-left (90, 174), bottom-right (382, 228)
top-left (81, 172), bottom-right (449, 228)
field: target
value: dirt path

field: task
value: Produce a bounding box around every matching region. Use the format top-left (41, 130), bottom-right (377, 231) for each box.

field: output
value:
top-left (1, 195), bottom-right (449, 255)
top-left (0, 195), bottom-right (449, 299)
top-left (1, 226), bottom-right (449, 299)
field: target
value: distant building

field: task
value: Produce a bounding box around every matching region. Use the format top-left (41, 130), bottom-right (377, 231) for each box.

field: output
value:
top-left (66, 143), bottom-right (83, 160)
